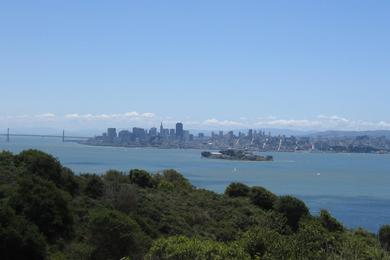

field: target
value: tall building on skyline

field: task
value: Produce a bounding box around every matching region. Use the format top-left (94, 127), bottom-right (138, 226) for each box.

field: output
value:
top-left (176, 122), bottom-right (184, 140)
top-left (107, 128), bottom-right (117, 142)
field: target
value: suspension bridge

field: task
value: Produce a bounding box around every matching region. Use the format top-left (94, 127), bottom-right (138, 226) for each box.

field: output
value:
top-left (0, 129), bottom-right (91, 142)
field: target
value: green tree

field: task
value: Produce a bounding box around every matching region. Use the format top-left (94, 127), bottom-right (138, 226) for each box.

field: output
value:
top-left (84, 175), bottom-right (105, 199)
top-left (0, 203), bottom-right (47, 260)
top-left (17, 149), bottom-right (79, 195)
top-left (249, 186), bottom-right (277, 210)
top-left (160, 169), bottom-right (192, 189)
top-left (146, 236), bottom-right (250, 260)
top-left (9, 175), bottom-right (74, 242)
top-left (379, 225), bottom-right (390, 251)
top-left (88, 208), bottom-right (150, 260)
top-left (274, 195), bottom-right (309, 231)
top-left (240, 228), bottom-right (294, 259)
top-left (129, 169), bottom-right (155, 188)
top-left (319, 209), bottom-right (344, 232)
top-left (225, 182), bottom-right (250, 197)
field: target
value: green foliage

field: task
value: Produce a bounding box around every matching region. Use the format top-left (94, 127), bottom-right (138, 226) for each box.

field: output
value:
top-left (380, 225), bottom-right (390, 251)
top-left (103, 169), bottom-right (129, 183)
top-left (241, 228), bottom-right (285, 259)
top-left (9, 175), bottom-right (74, 242)
top-left (293, 218), bottom-right (338, 259)
top-left (159, 169), bottom-right (192, 190)
top-left (129, 169), bottom-right (156, 188)
top-left (104, 181), bottom-right (137, 214)
top-left (337, 229), bottom-right (390, 259)
top-left (0, 203), bottom-right (47, 260)
top-left (274, 195), bottom-right (309, 231)
top-left (249, 186), bottom-right (277, 210)
top-left (1, 149), bottom-right (389, 259)
top-left (225, 182), bottom-right (250, 197)
top-left (84, 175), bottom-right (105, 199)
top-left (17, 149), bottom-right (79, 195)
top-left (319, 209), bottom-right (344, 232)
top-left (88, 208), bottom-right (150, 260)
top-left (146, 236), bottom-right (250, 260)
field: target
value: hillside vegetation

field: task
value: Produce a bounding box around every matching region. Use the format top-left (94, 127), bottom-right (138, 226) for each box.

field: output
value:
top-left (1, 149), bottom-right (390, 259)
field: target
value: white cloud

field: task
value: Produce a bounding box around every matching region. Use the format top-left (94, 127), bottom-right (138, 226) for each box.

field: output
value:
top-left (255, 115), bottom-right (390, 130)
top-left (2, 112), bottom-right (390, 131)
top-left (203, 118), bottom-right (244, 127)
top-left (63, 112), bottom-right (155, 121)
top-left (35, 113), bottom-right (56, 119)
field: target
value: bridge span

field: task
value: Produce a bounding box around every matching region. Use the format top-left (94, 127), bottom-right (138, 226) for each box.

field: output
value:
top-left (0, 129), bottom-right (91, 142)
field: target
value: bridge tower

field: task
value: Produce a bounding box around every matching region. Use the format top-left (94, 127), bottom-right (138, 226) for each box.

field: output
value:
top-left (62, 130), bottom-right (65, 142)
top-left (6, 128), bottom-right (10, 142)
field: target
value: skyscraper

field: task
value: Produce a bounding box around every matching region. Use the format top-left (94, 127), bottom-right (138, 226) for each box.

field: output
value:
top-left (176, 122), bottom-right (184, 140)
top-left (107, 128), bottom-right (117, 142)
top-left (160, 122), bottom-right (164, 135)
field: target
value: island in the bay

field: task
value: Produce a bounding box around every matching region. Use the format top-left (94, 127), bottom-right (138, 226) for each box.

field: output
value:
top-left (201, 149), bottom-right (273, 161)
top-left (81, 122), bottom-right (390, 153)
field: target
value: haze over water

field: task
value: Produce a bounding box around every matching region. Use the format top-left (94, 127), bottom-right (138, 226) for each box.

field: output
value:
top-left (2, 136), bottom-right (390, 232)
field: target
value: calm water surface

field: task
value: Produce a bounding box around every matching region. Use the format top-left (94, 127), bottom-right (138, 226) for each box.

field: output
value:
top-left (1, 136), bottom-right (390, 232)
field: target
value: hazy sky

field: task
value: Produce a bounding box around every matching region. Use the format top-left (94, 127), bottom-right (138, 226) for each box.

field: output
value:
top-left (1, 1), bottom-right (390, 131)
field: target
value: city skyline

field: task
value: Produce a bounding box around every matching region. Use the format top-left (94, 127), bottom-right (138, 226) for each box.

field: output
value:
top-left (2, 112), bottom-right (390, 133)
top-left (1, 1), bottom-right (390, 131)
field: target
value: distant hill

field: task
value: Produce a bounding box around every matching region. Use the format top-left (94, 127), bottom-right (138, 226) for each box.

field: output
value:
top-left (308, 130), bottom-right (390, 138)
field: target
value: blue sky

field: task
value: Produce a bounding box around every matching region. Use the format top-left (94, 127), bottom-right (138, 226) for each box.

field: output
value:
top-left (1, 1), bottom-right (390, 131)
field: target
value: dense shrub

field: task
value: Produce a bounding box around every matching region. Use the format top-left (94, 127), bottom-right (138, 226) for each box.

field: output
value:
top-left (129, 169), bottom-right (155, 188)
top-left (225, 182), bottom-right (250, 197)
top-left (84, 175), bottom-right (105, 198)
top-left (103, 169), bottom-right (129, 183)
top-left (0, 203), bottom-right (47, 260)
top-left (160, 169), bottom-right (192, 189)
top-left (319, 209), bottom-right (344, 232)
top-left (88, 208), bottom-right (150, 260)
top-left (1, 150), bottom-right (389, 259)
top-left (380, 225), bottom-right (390, 251)
top-left (9, 175), bottom-right (74, 242)
top-left (274, 195), bottom-right (309, 231)
top-left (249, 186), bottom-right (277, 210)
top-left (146, 236), bottom-right (250, 260)
top-left (16, 149), bottom-right (79, 195)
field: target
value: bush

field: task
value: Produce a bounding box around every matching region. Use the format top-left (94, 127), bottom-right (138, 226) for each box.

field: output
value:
top-left (103, 169), bottom-right (129, 183)
top-left (0, 203), bottom-right (47, 260)
top-left (379, 225), bottom-right (390, 251)
top-left (160, 169), bottom-right (192, 190)
top-left (88, 208), bottom-right (150, 260)
top-left (84, 175), bottom-right (105, 199)
top-left (146, 236), bottom-right (250, 260)
top-left (17, 150), bottom-right (79, 195)
top-left (319, 209), bottom-right (344, 232)
top-left (225, 182), bottom-right (250, 197)
top-left (240, 228), bottom-right (293, 259)
top-left (249, 186), bottom-right (277, 210)
top-left (104, 182), bottom-right (137, 214)
top-left (274, 196), bottom-right (309, 231)
top-left (9, 175), bottom-right (74, 242)
top-left (129, 169), bottom-right (155, 188)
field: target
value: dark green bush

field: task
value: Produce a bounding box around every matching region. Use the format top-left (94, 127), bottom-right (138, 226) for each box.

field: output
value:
top-left (379, 225), bottom-right (390, 251)
top-left (319, 209), bottom-right (344, 232)
top-left (274, 195), bottom-right (309, 231)
top-left (146, 236), bottom-right (250, 260)
top-left (84, 175), bottom-right (105, 198)
top-left (0, 203), bottom-right (47, 260)
top-left (9, 175), bottom-right (74, 242)
top-left (129, 169), bottom-right (155, 188)
top-left (249, 186), bottom-right (277, 210)
top-left (225, 182), bottom-right (250, 197)
top-left (88, 208), bottom-right (150, 260)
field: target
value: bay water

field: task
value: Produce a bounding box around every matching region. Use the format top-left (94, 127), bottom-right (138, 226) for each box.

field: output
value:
top-left (1, 136), bottom-right (389, 233)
